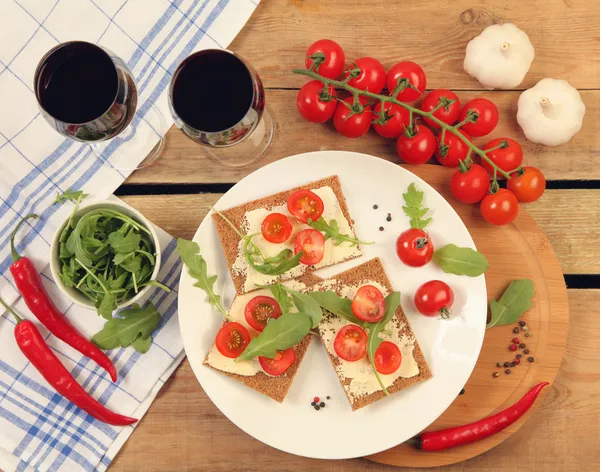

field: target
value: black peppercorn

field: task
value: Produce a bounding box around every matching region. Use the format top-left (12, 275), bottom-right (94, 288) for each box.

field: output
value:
top-left (379, 226), bottom-right (384, 231)
top-left (496, 362), bottom-right (502, 367)
top-left (320, 402), bottom-right (325, 407)
top-left (460, 388), bottom-right (465, 395)
top-left (311, 401), bottom-right (316, 406)
top-left (386, 213), bottom-right (392, 222)
top-left (373, 205), bottom-right (378, 209)
top-left (505, 369), bottom-right (511, 374)
top-left (513, 327), bottom-right (520, 334)
top-left (516, 354), bottom-right (522, 359)
top-left (315, 405), bottom-right (320, 411)
top-left (510, 362), bottom-right (516, 367)
top-left (519, 320), bottom-right (526, 327)
top-left (524, 349), bottom-right (530, 354)
top-left (528, 356), bottom-right (535, 362)
top-left (503, 362), bottom-right (510, 368)
top-left (519, 343), bottom-right (526, 349)
top-left (525, 332), bottom-right (531, 338)
top-left (326, 396), bottom-right (330, 400)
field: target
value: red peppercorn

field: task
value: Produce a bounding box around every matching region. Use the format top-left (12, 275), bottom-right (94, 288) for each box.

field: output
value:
top-left (313, 397), bottom-right (320, 403)
top-left (514, 358), bottom-right (521, 365)
top-left (509, 344), bottom-right (517, 351)
top-left (512, 338), bottom-right (520, 344)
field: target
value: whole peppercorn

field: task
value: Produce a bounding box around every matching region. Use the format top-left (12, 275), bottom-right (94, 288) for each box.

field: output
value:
top-left (519, 320), bottom-right (526, 327)
top-left (519, 343), bottom-right (526, 349)
top-left (524, 349), bottom-right (530, 355)
top-left (516, 354), bottom-right (522, 359)
top-left (505, 369), bottom-right (511, 374)
top-left (503, 362), bottom-right (510, 368)
top-left (315, 405), bottom-right (320, 411)
top-left (525, 332), bottom-right (531, 338)
top-left (510, 362), bottom-right (516, 367)
top-left (512, 337), bottom-right (520, 344)
top-left (509, 344), bottom-right (517, 351)
top-left (320, 402), bottom-right (325, 408)
top-left (493, 372), bottom-right (500, 378)
top-left (513, 327), bottom-right (520, 334)
top-left (496, 362), bottom-right (503, 368)
top-left (528, 356), bottom-right (535, 363)
top-left (514, 358), bottom-right (521, 365)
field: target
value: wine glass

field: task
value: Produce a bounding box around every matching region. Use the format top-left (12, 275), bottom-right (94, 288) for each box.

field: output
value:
top-left (34, 41), bottom-right (167, 171)
top-left (168, 49), bottom-right (274, 167)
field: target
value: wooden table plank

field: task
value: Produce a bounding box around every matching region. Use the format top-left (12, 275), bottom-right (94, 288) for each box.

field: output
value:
top-left (229, 0), bottom-right (600, 90)
top-left (109, 289), bottom-right (600, 472)
top-left (127, 90), bottom-right (599, 185)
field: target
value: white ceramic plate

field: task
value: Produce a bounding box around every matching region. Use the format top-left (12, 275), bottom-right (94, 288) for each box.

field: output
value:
top-left (178, 151), bottom-right (486, 460)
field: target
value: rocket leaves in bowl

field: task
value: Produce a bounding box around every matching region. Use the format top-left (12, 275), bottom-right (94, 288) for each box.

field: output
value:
top-left (58, 208), bottom-right (168, 319)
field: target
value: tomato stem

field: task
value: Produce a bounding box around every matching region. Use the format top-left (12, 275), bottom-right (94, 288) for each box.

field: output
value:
top-left (292, 68), bottom-right (513, 180)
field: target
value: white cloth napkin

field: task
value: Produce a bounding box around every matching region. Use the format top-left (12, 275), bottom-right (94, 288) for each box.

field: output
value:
top-left (0, 0), bottom-right (260, 470)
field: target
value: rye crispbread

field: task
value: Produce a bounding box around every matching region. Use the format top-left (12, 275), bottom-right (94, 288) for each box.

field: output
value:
top-left (212, 176), bottom-right (361, 295)
top-left (313, 258), bottom-right (432, 410)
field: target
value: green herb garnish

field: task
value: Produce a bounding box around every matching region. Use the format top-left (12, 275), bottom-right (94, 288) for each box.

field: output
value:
top-left (433, 244), bottom-right (489, 277)
top-left (307, 217), bottom-right (373, 247)
top-left (402, 183), bottom-right (432, 229)
top-left (280, 285), bottom-right (323, 328)
top-left (54, 189), bottom-right (89, 205)
top-left (267, 283), bottom-right (294, 313)
top-left (308, 290), bottom-right (364, 326)
top-left (487, 280), bottom-right (534, 329)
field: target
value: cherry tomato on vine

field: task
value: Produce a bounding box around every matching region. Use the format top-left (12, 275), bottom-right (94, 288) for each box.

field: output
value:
top-left (215, 322), bottom-right (251, 358)
top-left (294, 229), bottom-right (325, 265)
top-left (507, 166), bottom-right (547, 203)
top-left (480, 189), bottom-right (519, 225)
top-left (287, 189), bottom-right (324, 223)
top-left (397, 125), bottom-right (436, 164)
top-left (244, 296), bottom-right (282, 332)
top-left (305, 39), bottom-right (345, 79)
top-left (259, 348), bottom-right (296, 376)
top-left (261, 213), bottom-right (293, 243)
top-left (458, 98), bottom-right (499, 137)
top-left (373, 101), bottom-right (411, 139)
top-left (347, 57), bottom-right (386, 94)
top-left (374, 341), bottom-right (402, 375)
top-left (414, 280), bottom-right (454, 318)
top-left (450, 164), bottom-right (491, 204)
top-left (334, 324), bottom-right (368, 362)
top-left (395, 228), bottom-right (434, 267)
top-left (386, 61), bottom-right (426, 102)
top-left (482, 138), bottom-right (523, 175)
top-left (352, 285), bottom-right (385, 323)
top-left (333, 96), bottom-right (373, 138)
top-left (435, 129), bottom-right (471, 168)
top-left (420, 89), bottom-right (461, 128)
top-left (296, 80), bottom-right (337, 123)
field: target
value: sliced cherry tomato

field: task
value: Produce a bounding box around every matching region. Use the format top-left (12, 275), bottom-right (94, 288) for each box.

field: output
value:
top-left (347, 57), bottom-right (386, 93)
top-left (480, 188), bottom-right (519, 225)
top-left (352, 285), bottom-right (385, 323)
top-left (296, 80), bottom-right (337, 123)
top-left (435, 130), bottom-right (471, 168)
top-left (259, 348), bottom-right (296, 376)
top-left (334, 324), bottom-right (368, 362)
top-left (450, 164), bottom-right (491, 204)
top-left (420, 89), bottom-right (461, 128)
top-left (395, 228), bottom-right (434, 267)
top-left (215, 322), bottom-right (250, 358)
top-left (396, 125), bottom-right (436, 164)
top-left (305, 39), bottom-right (345, 79)
top-left (414, 280), bottom-right (454, 318)
top-left (261, 213), bottom-right (293, 244)
top-left (287, 189), bottom-right (324, 224)
top-left (507, 166), bottom-right (546, 203)
top-left (244, 295), bottom-right (282, 332)
top-left (374, 341), bottom-right (402, 375)
top-left (372, 101), bottom-right (411, 139)
top-left (333, 96), bottom-right (372, 138)
top-left (386, 61), bottom-right (426, 102)
top-left (458, 98), bottom-right (499, 137)
top-left (294, 228), bottom-right (325, 265)
top-left (482, 138), bottom-right (523, 175)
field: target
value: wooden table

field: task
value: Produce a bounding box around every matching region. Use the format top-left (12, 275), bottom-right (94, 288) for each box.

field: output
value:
top-left (111, 1), bottom-right (600, 470)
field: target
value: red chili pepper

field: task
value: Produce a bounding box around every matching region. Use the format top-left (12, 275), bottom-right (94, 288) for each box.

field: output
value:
top-left (0, 298), bottom-right (137, 426)
top-left (9, 215), bottom-right (117, 382)
top-left (415, 382), bottom-right (549, 451)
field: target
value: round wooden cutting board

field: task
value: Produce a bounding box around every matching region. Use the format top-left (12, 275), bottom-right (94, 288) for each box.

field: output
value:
top-left (366, 164), bottom-right (569, 468)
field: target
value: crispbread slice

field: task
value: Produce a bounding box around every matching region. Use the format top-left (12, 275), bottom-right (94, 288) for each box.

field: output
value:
top-left (212, 175), bottom-right (361, 295)
top-left (313, 258), bottom-right (432, 410)
top-left (203, 273), bottom-right (322, 403)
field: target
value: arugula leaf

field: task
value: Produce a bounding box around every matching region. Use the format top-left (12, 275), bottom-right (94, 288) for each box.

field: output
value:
top-left (308, 291), bottom-right (364, 326)
top-left (92, 303), bottom-right (160, 352)
top-left (119, 255), bottom-right (142, 274)
top-left (237, 312), bottom-right (312, 361)
top-left (54, 189), bottom-right (89, 205)
top-left (96, 292), bottom-right (117, 320)
top-left (402, 183), bottom-right (432, 229)
top-left (433, 244), bottom-right (489, 277)
top-left (487, 280), bottom-right (534, 329)
top-left (281, 286), bottom-right (323, 328)
top-left (267, 283), bottom-right (294, 313)
top-left (108, 232), bottom-right (142, 254)
top-left (176, 238), bottom-right (228, 318)
top-left (131, 334), bottom-right (152, 353)
top-left (366, 292), bottom-right (401, 396)
top-left (244, 236), bottom-right (303, 275)
top-left (307, 217), bottom-right (373, 247)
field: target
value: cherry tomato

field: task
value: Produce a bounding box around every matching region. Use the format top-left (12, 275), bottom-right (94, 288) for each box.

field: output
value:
top-left (333, 96), bottom-right (372, 138)
top-left (374, 341), bottom-right (402, 375)
top-left (396, 125), bottom-right (436, 164)
top-left (414, 280), bottom-right (454, 318)
top-left (352, 285), bottom-right (385, 323)
top-left (334, 324), bottom-right (368, 362)
top-left (386, 61), bottom-right (426, 102)
top-left (296, 80), bottom-right (337, 123)
top-left (261, 213), bottom-right (293, 244)
top-left (305, 39), bottom-right (345, 79)
top-left (507, 166), bottom-right (547, 203)
top-left (347, 57), bottom-right (386, 93)
top-left (420, 89), bottom-right (461, 128)
top-left (373, 101), bottom-right (411, 139)
top-left (480, 189), bottom-right (519, 225)
top-left (294, 229), bottom-right (325, 265)
top-left (482, 138), bottom-right (523, 175)
top-left (458, 98), bottom-right (499, 137)
top-left (435, 130), bottom-right (471, 168)
top-left (244, 296), bottom-right (282, 332)
top-left (450, 164), bottom-right (491, 204)
top-left (215, 322), bottom-right (251, 358)
top-left (395, 228), bottom-right (434, 267)
top-left (259, 348), bottom-right (296, 376)
top-left (287, 189), bottom-right (324, 224)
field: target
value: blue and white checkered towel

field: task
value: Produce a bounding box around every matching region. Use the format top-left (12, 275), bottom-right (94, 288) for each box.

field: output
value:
top-left (0, 0), bottom-right (260, 470)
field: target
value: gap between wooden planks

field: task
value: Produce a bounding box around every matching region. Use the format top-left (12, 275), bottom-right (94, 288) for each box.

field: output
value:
top-left (126, 90), bottom-right (600, 185)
